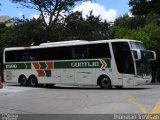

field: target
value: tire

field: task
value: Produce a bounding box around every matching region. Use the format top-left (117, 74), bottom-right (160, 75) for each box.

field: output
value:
top-left (19, 75), bottom-right (28, 86)
top-left (99, 76), bottom-right (112, 89)
top-left (115, 86), bottom-right (123, 89)
top-left (28, 75), bottom-right (38, 87)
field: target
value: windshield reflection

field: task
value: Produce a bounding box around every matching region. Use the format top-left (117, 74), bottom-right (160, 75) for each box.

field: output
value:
top-left (130, 41), bottom-right (151, 77)
top-left (130, 41), bottom-right (146, 50)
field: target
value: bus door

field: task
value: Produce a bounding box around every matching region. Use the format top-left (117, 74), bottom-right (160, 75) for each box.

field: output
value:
top-left (112, 42), bottom-right (135, 86)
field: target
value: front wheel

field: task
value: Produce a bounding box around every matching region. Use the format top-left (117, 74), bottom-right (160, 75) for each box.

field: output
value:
top-left (99, 76), bottom-right (112, 89)
top-left (28, 75), bottom-right (38, 87)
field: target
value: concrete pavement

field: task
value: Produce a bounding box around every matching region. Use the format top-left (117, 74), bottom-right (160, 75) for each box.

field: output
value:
top-left (0, 83), bottom-right (160, 114)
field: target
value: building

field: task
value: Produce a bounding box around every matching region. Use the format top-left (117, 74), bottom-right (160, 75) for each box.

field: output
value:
top-left (0, 16), bottom-right (12, 26)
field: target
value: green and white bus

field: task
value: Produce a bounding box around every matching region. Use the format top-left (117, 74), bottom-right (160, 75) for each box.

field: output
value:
top-left (3, 39), bottom-right (156, 88)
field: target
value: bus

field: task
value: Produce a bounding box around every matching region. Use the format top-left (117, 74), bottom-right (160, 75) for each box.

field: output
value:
top-left (3, 39), bottom-right (156, 89)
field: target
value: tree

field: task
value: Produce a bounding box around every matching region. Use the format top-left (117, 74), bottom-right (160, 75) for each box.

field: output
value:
top-left (129, 0), bottom-right (160, 21)
top-left (11, 0), bottom-right (91, 42)
top-left (64, 11), bottom-right (111, 41)
top-left (11, 0), bottom-right (90, 27)
top-left (114, 14), bottom-right (146, 29)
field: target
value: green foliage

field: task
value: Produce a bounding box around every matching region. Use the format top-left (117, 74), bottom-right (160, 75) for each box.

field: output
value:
top-left (114, 14), bottom-right (146, 29)
top-left (112, 12), bottom-right (159, 48)
top-left (0, 11), bottom-right (111, 47)
top-left (64, 11), bottom-right (110, 41)
top-left (129, 0), bottom-right (160, 22)
top-left (129, 0), bottom-right (150, 16)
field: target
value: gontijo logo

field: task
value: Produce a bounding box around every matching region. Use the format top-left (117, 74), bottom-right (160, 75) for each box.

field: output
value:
top-left (71, 61), bottom-right (99, 68)
top-left (70, 59), bottom-right (108, 68)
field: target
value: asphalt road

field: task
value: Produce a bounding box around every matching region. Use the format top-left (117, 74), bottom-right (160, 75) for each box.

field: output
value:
top-left (0, 83), bottom-right (160, 114)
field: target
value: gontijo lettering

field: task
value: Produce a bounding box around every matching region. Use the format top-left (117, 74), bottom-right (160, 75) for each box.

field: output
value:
top-left (71, 61), bottom-right (99, 68)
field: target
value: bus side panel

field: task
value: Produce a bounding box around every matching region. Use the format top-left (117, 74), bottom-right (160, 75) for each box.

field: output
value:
top-left (75, 68), bottom-right (96, 85)
top-left (61, 69), bottom-right (75, 84)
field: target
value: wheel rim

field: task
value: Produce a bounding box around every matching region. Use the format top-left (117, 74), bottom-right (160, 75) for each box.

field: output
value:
top-left (29, 76), bottom-right (37, 86)
top-left (101, 77), bottom-right (110, 88)
top-left (31, 78), bottom-right (35, 86)
top-left (20, 77), bottom-right (27, 85)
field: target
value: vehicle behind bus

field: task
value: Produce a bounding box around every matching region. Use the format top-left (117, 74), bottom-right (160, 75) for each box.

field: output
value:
top-left (3, 39), bottom-right (156, 89)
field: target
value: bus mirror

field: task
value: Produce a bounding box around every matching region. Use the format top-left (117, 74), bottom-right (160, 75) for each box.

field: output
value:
top-left (147, 50), bottom-right (156, 61)
top-left (131, 49), bottom-right (141, 60)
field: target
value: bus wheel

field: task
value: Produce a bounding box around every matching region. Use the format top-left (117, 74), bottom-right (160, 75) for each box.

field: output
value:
top-left (28, 75), bottom-right (38, 87)
top-left (19, 75), bottom-right (28, 86)
top-left (99, 76), bottom-right (112, 89)
top-left (115, 86), bottom-right (123, 89)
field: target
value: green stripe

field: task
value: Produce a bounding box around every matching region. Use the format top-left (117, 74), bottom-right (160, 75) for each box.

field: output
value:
top-left (4, 63), bottom-right (31, 69)
top-left (54, 59), bottom-right (111, 68)
top-left (45, 70), bottom-right (51, 77)
top-left (39, 62), bottom-right (47, 69)
top-left (4, 59), bottom-right (111, 69)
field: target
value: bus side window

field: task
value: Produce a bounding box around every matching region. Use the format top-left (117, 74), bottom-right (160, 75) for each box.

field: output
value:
top-left (5, 51), bottom-right (16, 62)
top-left (88, 43), bottom-right (111, 59)
top-left (72, 46), bottom-right (88, 59)
top-left (112, 42), bottom-right (134, 74)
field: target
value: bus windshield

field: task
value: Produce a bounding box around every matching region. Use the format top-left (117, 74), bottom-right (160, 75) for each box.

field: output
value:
top-left (130, 41), bottom-right (146, 50)
top-left (130, 42), bottom-right (151, 77)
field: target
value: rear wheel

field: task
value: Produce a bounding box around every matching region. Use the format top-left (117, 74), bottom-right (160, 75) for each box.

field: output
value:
top-left (99, 76), bottom-right (112, 89)
top-left (19, 75), bottom-right (28, 86)
top-left (28, 75), bottom-right (38, 87)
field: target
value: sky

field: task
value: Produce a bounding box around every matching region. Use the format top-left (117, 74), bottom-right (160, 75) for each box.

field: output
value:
top-left (0, 0), bottom-right (130, 22)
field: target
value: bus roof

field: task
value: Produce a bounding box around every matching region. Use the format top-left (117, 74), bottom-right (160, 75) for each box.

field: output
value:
top-left (4, 39), bottom-right (142, 51)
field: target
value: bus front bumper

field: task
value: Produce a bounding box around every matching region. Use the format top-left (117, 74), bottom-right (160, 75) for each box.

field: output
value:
top-left (134, 77), bottom-right (152, 85)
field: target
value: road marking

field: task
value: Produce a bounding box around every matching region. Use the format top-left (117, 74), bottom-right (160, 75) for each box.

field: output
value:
top-left (128, 96), bottom-right (160, 114)
top-left (128, 96), bottom-right (148, 114)
top-left (150, 100), bottom-right (160, 114)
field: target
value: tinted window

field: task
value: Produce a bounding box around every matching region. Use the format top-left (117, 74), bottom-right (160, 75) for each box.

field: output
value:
top-left (112, 42), bottom-right (134, 74)
top-left (37, 47), bottom-right (72, 61)
top-left (72, 45), bottom-right (89, 59)
top-left (5, 43), bottom-right (111, 62)
top-left (89, 43), bottom-right (111, 59)
top-left (5, 50), bottom-right (37, 62)
top-left (5, 47), bottom-right (72, 62)
top-left (72, 43), bottom-right (111, 59)
top-left (5, 51), bottom-right (17, 62)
